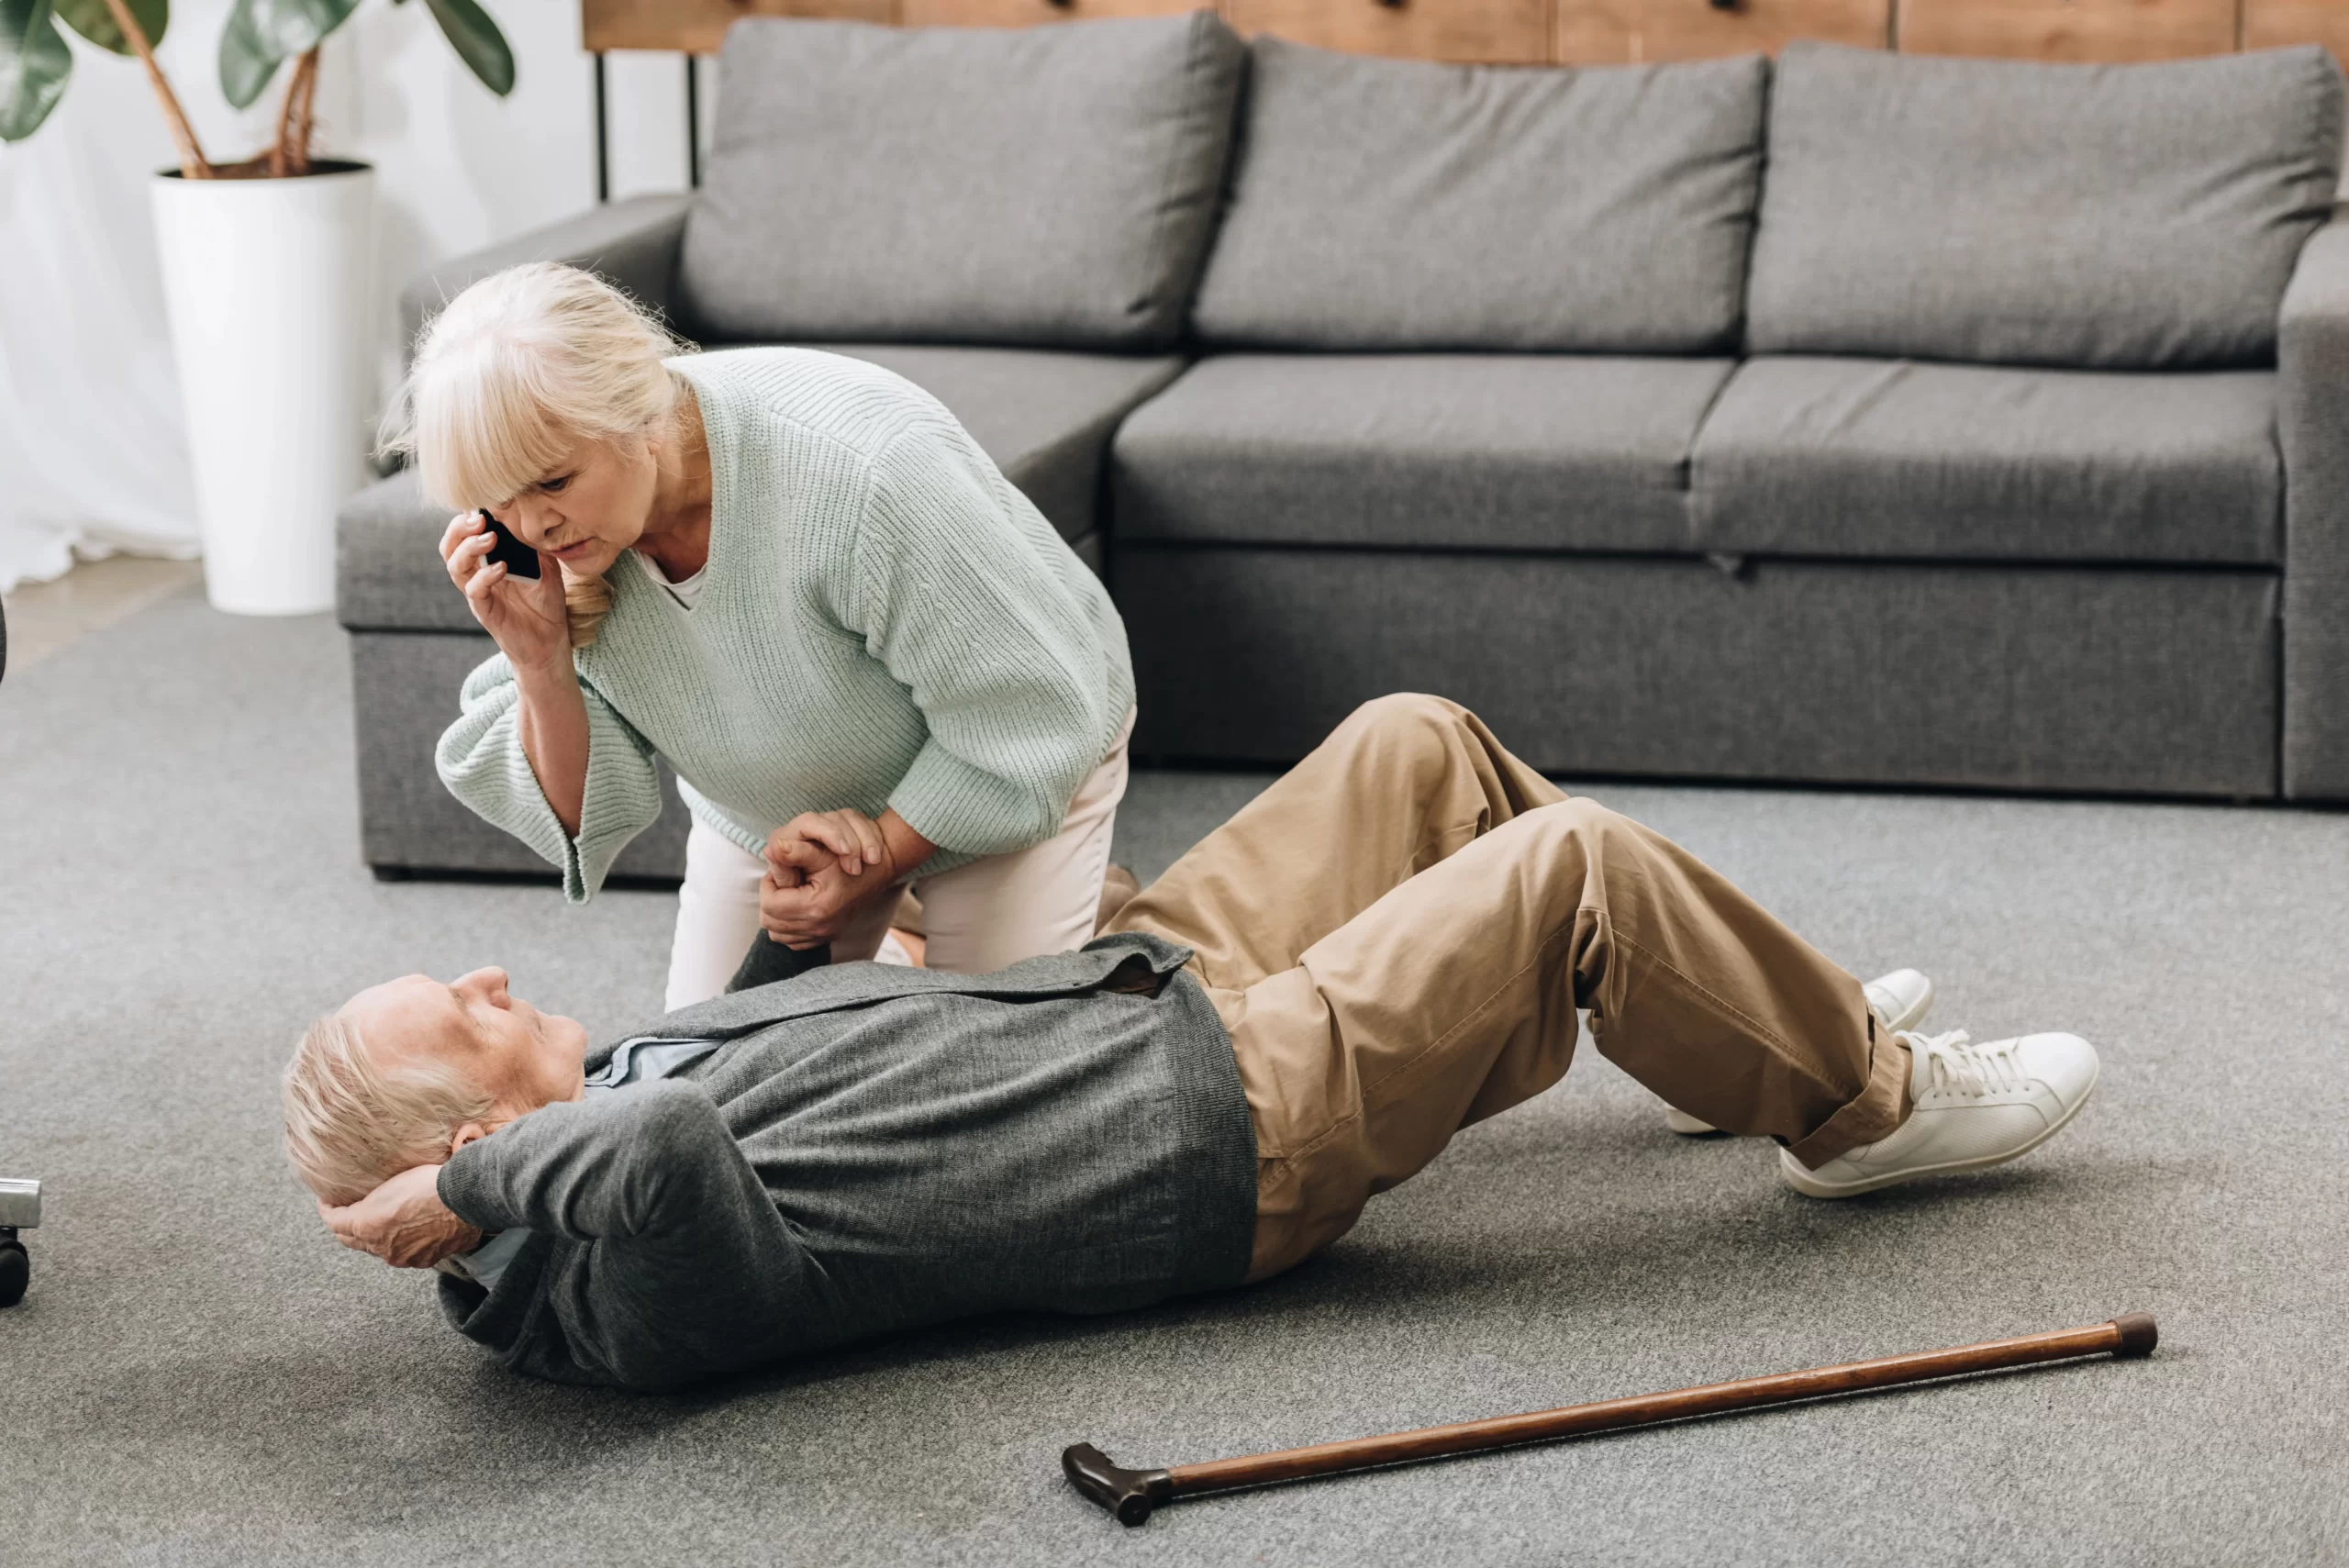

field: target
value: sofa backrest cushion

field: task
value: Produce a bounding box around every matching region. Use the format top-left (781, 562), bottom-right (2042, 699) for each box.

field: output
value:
top-left (1190, 40), bottom-right (1768, 353)
top-left (1747, 43), bottom-right (2345, 370)
top-left (677, 14), bottom-right (1245, 351)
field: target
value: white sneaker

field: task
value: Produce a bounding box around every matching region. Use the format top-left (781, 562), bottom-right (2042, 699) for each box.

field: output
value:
top-left (1663, 969), bottom-right (1935, 1136)
top-left (1778, 1029), bottom-right (2100, 1198)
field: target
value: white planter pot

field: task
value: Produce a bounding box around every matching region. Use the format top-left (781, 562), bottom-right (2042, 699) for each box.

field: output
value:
top-left (151, 162), bottom-right (376, 617)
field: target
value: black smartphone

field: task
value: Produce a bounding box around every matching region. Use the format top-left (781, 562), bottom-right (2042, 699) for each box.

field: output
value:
top-left (478, 509), bottom-right (541, 580)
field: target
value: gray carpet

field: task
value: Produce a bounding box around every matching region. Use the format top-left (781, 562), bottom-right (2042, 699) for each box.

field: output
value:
top-left (3, 588), bottom-right (2345, 1566)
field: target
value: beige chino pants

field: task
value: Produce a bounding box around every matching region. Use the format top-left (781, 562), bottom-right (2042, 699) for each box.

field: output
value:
top-left (1105, 695), bottom-right (1912, 1283)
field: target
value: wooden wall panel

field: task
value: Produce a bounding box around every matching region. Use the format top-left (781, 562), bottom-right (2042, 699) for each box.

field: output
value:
top-left (2244, 0), bottom-right (2349, 62)
top-left (1898, 0), bottom-right (2240, 61)
top-left (1221, 0), bottom-right (1553, 62)
top-left (1644, 0), bottom-right (1887, 56)
top-left (1553, 0), bottom-right (1637, 60)
top-left (584, 0), bottom-right (2346, 64)
top-left (584, 0), bottom-right (893, 53)
top-left (1554, 0), bottom-right (1887, 62)
top-left (902, 0), bottom-right (1203, 26)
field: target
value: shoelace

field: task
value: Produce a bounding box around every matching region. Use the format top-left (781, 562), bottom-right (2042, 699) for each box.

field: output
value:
top-left (1906, 1029), bottom-right (2028, 1098)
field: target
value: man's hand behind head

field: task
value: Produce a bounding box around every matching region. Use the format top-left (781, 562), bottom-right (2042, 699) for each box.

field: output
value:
top-left (319, 1163), bottom-right (482, 1269)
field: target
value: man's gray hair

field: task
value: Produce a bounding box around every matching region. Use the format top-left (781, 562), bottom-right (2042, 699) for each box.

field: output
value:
top-left (283, 1013), bottom-right (495, 1207)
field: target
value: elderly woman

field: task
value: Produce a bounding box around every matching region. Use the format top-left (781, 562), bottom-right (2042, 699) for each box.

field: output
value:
top-left (384, 263), bottom-right (1135, 1008)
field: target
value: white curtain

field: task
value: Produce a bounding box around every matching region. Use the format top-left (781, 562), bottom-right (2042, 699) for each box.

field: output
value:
top-left (0, 33), bottom-right (204, 594)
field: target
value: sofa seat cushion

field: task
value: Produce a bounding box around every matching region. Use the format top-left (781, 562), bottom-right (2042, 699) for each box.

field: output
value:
top-left (677, 15), bottom-right (1244, 351)
top-left (1691, 357), bottom-right (2282, 565)
top-left (1747, 42), bottom-right (2344, 369)
top-left (339, 346), bottom-right (1174, 629)
top-left (1112, 354), bottom-right (1734, 552)
top-left (1192, 40), bottom-right (1766, 353)
top-left (351, 629), bottom-right (693, 877)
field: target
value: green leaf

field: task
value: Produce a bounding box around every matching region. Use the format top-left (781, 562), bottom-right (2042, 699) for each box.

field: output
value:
top-left (54, 0), bottom-right (166, 54)
top-left (242, 0), bottom-right (357, 59)
top-left (423, 0), bottom-right (511, 96)
top-left (0, 0), bottom-right (72, 142)
top-left (218, 0), bottom-right (281, 109)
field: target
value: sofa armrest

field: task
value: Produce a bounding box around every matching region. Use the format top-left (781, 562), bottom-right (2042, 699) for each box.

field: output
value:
top-left (395, 194), bottom-right (695, 369)
top-left (2281, 207), bottom-right (2349, 798)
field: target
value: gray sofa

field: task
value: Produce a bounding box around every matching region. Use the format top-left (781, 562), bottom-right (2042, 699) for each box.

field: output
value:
top-left (336, 14), bottom-right (2349, 880)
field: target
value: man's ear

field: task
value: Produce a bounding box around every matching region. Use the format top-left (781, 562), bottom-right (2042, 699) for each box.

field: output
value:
top-left (448, 1120), bottom-right (494, 1159)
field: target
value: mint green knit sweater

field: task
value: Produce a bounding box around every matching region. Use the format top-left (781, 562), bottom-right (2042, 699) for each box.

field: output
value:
top-left (437, 348), bottom-right (1136, 903)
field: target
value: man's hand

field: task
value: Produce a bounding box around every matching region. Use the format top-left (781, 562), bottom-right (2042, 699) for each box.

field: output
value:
top-left (319, 1163), bottom-right (483, 1269)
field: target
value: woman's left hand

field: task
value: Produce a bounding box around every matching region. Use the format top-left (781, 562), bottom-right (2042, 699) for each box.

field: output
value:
top-left (761, 809), bottom-right (897, 947)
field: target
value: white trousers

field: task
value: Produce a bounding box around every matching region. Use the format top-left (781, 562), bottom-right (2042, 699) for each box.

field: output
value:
top-left (663, 715), bottom-right (1134, 1010)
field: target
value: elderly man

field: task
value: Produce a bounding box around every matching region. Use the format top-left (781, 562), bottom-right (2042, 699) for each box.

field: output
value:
top-left (295, 695), bottom-right (2099, 1392)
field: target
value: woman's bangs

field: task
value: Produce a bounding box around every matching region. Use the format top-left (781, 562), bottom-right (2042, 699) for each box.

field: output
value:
top-left (418, 344), bottom-right (584, 511)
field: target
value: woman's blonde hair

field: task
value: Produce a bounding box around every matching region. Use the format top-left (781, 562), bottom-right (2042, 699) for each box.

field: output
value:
top-left (282, 1012), bottom-right (496, 1207)
top-left (377, 261), bottom-right (695, 647)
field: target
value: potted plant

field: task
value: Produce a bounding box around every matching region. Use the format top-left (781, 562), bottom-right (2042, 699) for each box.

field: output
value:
top-left (0, 1), bottom-right (514, 615)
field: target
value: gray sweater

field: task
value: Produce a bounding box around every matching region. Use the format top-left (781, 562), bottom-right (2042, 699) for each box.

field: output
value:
top-left (433, 933), bottom-right (1257, 1391)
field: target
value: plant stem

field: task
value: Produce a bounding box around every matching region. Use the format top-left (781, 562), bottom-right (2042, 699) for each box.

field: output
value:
top-left (95, 0), bottom-right (211, 179)
top-left (272, 48), bottom-right (320, 177)
top-left (292, 49), bottom-right (318, 173)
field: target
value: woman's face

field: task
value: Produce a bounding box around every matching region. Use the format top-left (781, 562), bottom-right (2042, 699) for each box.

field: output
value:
top-left (486, 432), bottom-right (656, 578)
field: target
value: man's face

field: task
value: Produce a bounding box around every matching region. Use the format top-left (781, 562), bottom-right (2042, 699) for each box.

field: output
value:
top-left (340, 968), bottom-right (590, 1139)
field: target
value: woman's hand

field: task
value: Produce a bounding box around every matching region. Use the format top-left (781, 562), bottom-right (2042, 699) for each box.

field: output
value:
top-left (761, 809), bottom-right (894, 948)
top-left (776, 808), bottom-right (892, 880)
top-left (759, 808), bottom-right (939, 948)
top-left (318, 1164), bottom-right (482, 1269)
top-left (440, 512), bottom-right (569, 676)
top-left (440, 512), bottom-right (591, 834)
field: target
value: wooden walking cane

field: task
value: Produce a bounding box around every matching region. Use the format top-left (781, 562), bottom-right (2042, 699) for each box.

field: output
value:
top-left (1063, 1312), bottom-right (2158, 1525)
